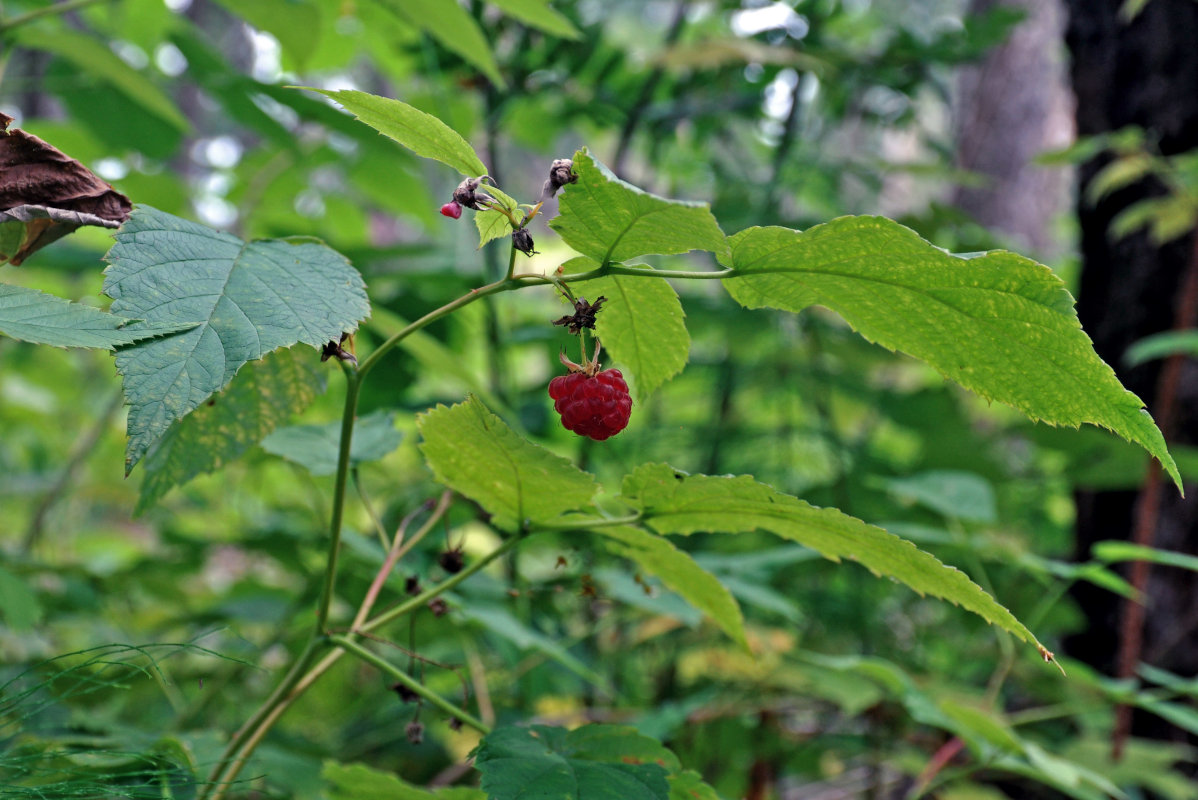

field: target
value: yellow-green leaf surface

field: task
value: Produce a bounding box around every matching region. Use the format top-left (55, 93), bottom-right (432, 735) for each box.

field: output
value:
top-left (475, 186), bottom-right (519, 249)
top-left (721, 217), bottom-right (1180, 490)
top-left (137, 348), bottom-right (326, 513)
top-left (564, 257), bottom-right (689, 399)
top-left (0, 284), bottom-right (193, 350)
top-left (417, 396), bottom-right (597, 529)
top-left (488, 0), bottom-right (581, 39)
top-left (551, 150), bottom-right (728, 263)
top-left (594, 526), bottom-right (747, 652)
top-left (104, 206), bottom-right (369, 473)
top-left (299, 88), bottom-right (487, 177)
top-left (622, 464), bottom-right (1050, 659)
top-left (323, 761), bottom-right (484, 800)
top-left (378, 0), bottom-right (505, 88)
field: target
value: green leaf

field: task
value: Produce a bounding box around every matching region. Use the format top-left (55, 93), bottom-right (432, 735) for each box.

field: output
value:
top-left (104, 206), bottom-right (369, 474)
top-left (0, 284), bottom-right (194, 350)
top-left (550, 149), bottom-right (729, 264)
top-left (137, 348), bottom-right (327, 513)
top-left (375, 0), bottom-right (505, 88)
top-left (322, 761), bottom-right (485, 800)
top-left (297, 88), bottom-right (487, 177)
top-left (417, 395), bottom-right (597, 529)
top-left (14, 29), bottom-right (188, 131)
top-left (1125, 329), bottom-right (1198, 366)
top-left (594, 526), bottom-right (747, 652)
top-left (260, 409), bottom-right (401, 476)
top-left (488, 0), bottom-right (581, 39)
top-left (668, 770), bottom-right (721, 800)
top-left (472, 725), bottom-right (671, 800)
top-left (721, 217), bottom-right (1181, 491)
top-left (475, 185), bottom-right (519, 249)
top-left (622, 464), bottom-right (1050, 658)
top-left (882, 471), bottom-right (997, 523)
top-left (0, 565), bottom-right (42, 631)
top-left (1092, 540), bottom-right (1198, 573)
top-left (563, 257), bottom-right (690, 400)
top-left (210, 0), bottom-right (322, 68)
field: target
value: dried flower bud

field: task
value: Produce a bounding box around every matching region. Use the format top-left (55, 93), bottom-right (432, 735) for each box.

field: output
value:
top-left (438, 548), bottom-right (465, 574)
top-left (552, 296), bottom-right (606, 335)
top-left (448, 717), bottom-right (463, 732)
top-left (543, 158), bottom-right (577, 197)
top-left (406, 720), bottom-right (425, 744)
top-left (391, 682), bottom-right (419, 703)
top-left (452, 175), bottom-right (495, 211)
top-left (512, 227), bottom-right (537, 256)
top-left (428, 597), bottom-right (449, 617)
top-left (404, 575), bottom-right (422, 596)
top-left (321, 333), bottom-right (357, 365)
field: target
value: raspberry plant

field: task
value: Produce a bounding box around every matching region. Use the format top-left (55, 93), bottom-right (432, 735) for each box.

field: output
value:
top-left (0, 86), bottom-right (1184, 800)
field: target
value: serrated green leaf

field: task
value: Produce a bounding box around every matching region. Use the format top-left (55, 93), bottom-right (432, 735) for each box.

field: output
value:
top-left (598, 526), bottom-right (747, 652)
top-left (489, 0), bottom-right (581, 39)
top-left (417, 395), bottom-right (597, 529)
top-left (473, 725), bottom-right (671, 800)
top-left (0, 283), bottom-right (194, 349)
top-left (14, 29), bottom-right (188, 131)
top-left (721, 217), bottom-right (1180, 491)
top-left (475, 186), bottom-right (519, 249)
top-left (298, 88), bottom-right (487, 176)
top-left (376, 0), bottom-right (505, 88)
top-left (622, 464), bottom-right (1049, 658)
top-left (137, 348), bottom-right (326, 513)
top-left (104, 206), bottom-right (369, 473)
top-left (563, 257), bottom-right (689, 400)
top-left (260, 409), bottom-right (401, 476)
top-left (668, 770), bottom-right (721, 800)
top-left (550, 149), bottom-right (729, 263)
top-left (322, 761), bottom-right (485, 800)
top-left (883, 470), bottom-right (997, 523)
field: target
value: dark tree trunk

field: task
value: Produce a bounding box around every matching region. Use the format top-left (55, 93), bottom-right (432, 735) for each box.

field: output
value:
top-left (1063, 0), bottom-right (1198, 716)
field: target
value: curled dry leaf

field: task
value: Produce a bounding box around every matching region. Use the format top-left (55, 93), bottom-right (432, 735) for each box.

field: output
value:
top-left (0, 112), bottom-right (132, 265)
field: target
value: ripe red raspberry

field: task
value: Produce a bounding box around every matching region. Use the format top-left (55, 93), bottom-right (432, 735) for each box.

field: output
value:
top-left (548, 369), bottom-right (632, 441)
top-left (440, 201), bottom-right (463, 219)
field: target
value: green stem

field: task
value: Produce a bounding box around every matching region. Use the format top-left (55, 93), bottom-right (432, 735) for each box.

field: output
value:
top-left (317, 364), bottom-right (361, 633)
top-left (363, 534), bottom-right (522, 633)
top-left (504, 240), bottom-right (518, 280)
top-left (353, 467), bottom-right (391, 552)
top-left (0, 0), bottom-right (108, 31)
top-left (329, 635), bottom-right (490, 734)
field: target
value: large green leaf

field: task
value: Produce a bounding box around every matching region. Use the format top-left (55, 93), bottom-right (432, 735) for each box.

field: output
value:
top-left (260, 409), bottom-right (402, 476)
top-left (0, 284), bottom-right (193, 349)
top-left (298, 88), bottom-right (487, 177)
top-left (376, 0), bottom-right (505, 88)
top-left (472, 725), bottom-right (671, 800)
top-left (622, 463), bottom-right (1051, 659)
top-left (721, 217), bottom-right (1181, 490)
top-left (417, 395), bottom-right (596, 529)
top-left (593, 526), bottom-right (747, 652)
top-left (211, 0), bottom-right (322, 68)
top-left (137, 348), bottom-right (327, 513)
top-left (14, 29), bottom-right (188, 131)
top-left (550, 150), bottom-right (729, 264)
top-left (322, 761), bottom-right (484, 800)
top-left (564, 257), bottom-right (689, 400)
top-left (488, 0), bottom-right (581, 39)
top-left (104, 206), bottom-right (369, 474)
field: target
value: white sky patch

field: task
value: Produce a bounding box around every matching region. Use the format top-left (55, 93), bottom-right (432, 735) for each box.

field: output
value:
top-left (249, 29), bottom-right (283, 82)
top-left (95, 158), bottom-right (129, 181)
top-left (731, 2), bottom-right (805, 37)
top-left (204, 136), bottom-right (243, 169)
top-left (164, 0), bottom-right (192, 11)
top-left (251, 93), bottom-right (300, 129)
top-left (763, 68), bottom-right (799, 120)
top-left (195, 196), bottom-right (237, 228)
top-left (111, 40), bottom-right (149, 70)
top-left (154, 42), bottom-right (188, 77)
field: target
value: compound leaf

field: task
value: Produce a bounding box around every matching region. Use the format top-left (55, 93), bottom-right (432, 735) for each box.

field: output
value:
top-left (721, 217), bottom-right (1180, 490)
top-left (104, 206), bottom-right (368, 473)
top-left (594, 526), bottom-right (748, 652)
top-left (473, 725), bottom-right (671, 800)
top-left (137, 348), bottom-right (326, 513)
top-left (298, 88), bottom-right (487, 177)
top-left (622, 463), bottom-right (1051, 660)
top-left (417, 395), bottom-right (596, 529)
top-left (551, 149), bottom-right (728, 264)
top-left (0, 283), bottom-right (192, 349)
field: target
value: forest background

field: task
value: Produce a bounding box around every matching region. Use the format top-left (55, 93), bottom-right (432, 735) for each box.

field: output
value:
top-left (1, 0), bottom-right (1197, 798)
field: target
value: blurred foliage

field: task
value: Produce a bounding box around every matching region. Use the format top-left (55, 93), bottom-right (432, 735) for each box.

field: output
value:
top-left (1, 1), bottom-right (1195, 799)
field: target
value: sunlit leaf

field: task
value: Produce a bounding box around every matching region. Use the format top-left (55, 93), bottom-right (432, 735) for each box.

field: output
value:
top-left (488, 0), bottom-right (581, 39)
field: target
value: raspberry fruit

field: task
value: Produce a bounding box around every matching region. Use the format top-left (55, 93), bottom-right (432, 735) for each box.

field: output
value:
top-left (440, 201), bottom-right (463, 219)
top-left (548, 368), bottom-right (632, 441)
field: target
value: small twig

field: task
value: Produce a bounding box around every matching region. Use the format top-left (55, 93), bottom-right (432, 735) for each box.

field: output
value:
top-left (352, 467), bottom-right (391, 552)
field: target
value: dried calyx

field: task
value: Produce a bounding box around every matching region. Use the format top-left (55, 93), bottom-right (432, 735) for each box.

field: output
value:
top-left (452, 175), bottom-right (495, 210)
top-left (553, 296), bottom-right (606, 335)
top-left (512, 227), bottom-right (537, 256)
top-left (543, 158), bottom-right (577, 198)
